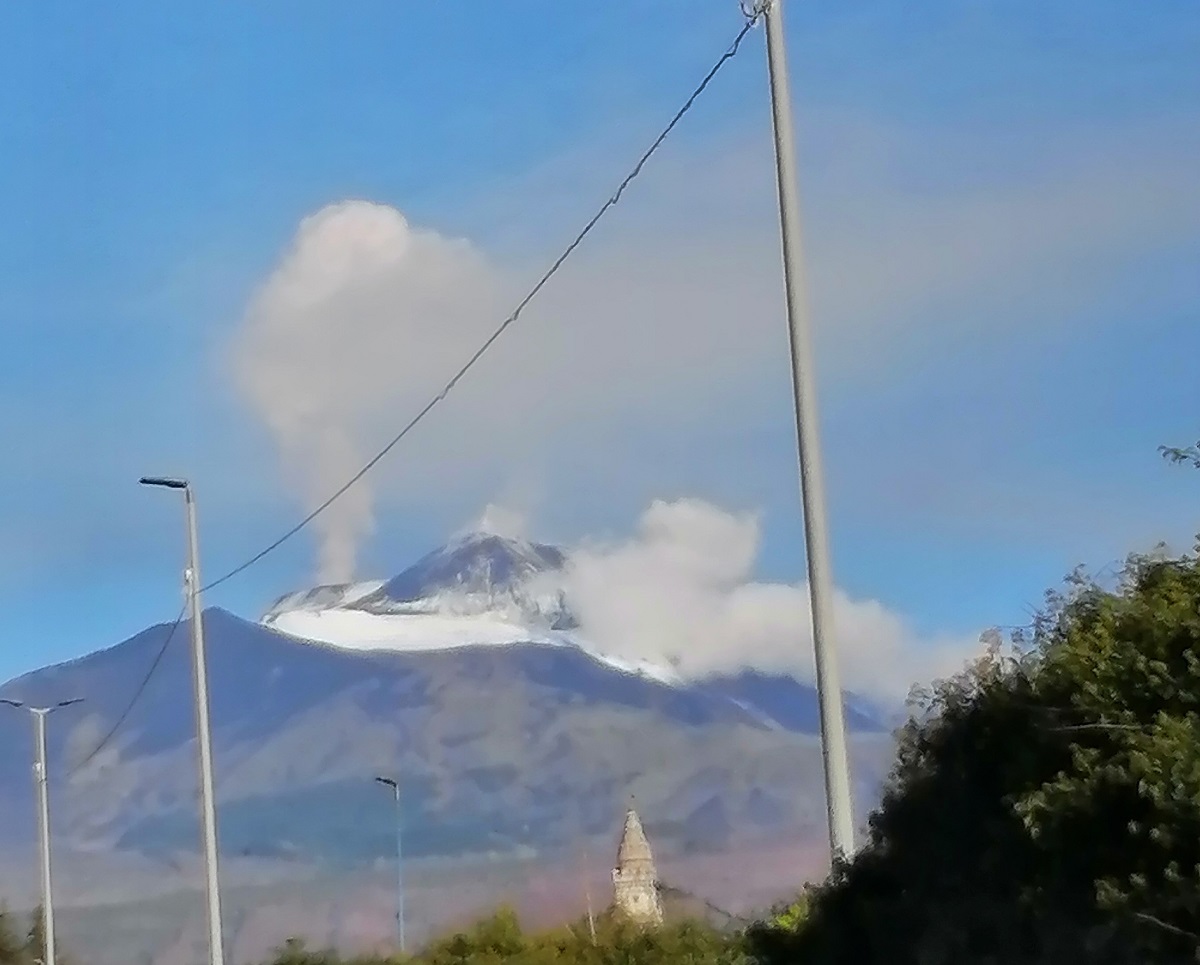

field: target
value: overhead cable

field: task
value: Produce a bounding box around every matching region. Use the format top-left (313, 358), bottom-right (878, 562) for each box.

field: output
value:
top-left (68, 605), bottom-right (187, 778)
top-left (200, 10), bottom-right (762, 594)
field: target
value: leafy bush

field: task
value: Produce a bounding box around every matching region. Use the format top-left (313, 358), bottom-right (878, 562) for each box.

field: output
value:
top-left (749, 550), bottom-right (1200, 964)
top-left (0, 909), bottom-right (25, 965)
top-left (0, 906), bottom-right (67, 965)
top-left (257, 908), bottom-right (747, 965)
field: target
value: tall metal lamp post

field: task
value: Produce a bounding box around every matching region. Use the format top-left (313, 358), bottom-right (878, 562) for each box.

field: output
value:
top-left (1, 697), bottom-right (84, 965)
top-left (757, 0), bottom-right (857, 859)
top-left (140, 476), bottom-right (225, 965)
top-left (375, 776), bottom-right (405, 955)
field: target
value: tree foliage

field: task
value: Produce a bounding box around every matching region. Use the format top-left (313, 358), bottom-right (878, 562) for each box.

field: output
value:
top-left (750, 549), bottom-right (1200, 964)
top-left (23, 908), bottom-right (43, 965)
top-left (1160, 441), bottom-right (1200, 470)
top-left (256, 909), bottom-right (747, 965)
top-left (0, 906), bottom-right (63, 965)
top-left (0, 910), bottom-right (25, 965)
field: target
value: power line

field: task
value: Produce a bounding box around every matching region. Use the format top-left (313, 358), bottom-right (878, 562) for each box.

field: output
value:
top-left (68, 605), bottom-right (186, 778)
top-left (201, 10), bottom-right (762, 594)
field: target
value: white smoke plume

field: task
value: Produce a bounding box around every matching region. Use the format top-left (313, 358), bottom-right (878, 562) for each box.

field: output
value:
top-left (231, 200), bottom-right (504, 584)
top-left (225, 116), bottom-right (1191, 590)
top-left (561, 498), bottom-right (984, 702)
top-left (472, 503), bottom-right (530, 540)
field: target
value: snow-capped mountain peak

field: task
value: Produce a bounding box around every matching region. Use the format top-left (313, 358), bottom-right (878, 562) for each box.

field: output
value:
top-left (351, 532), bottom-right (573, 629)
top-left (253, 534), bottom-right (889, 725)
top-left (258, 532), bottom-right (667, 673)
top-left (263, 532), bottom-right (569, 623)
top-left (373, 532), bottom-right (565, 601)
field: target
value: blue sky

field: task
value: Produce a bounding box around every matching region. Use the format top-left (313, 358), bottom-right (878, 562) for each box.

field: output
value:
top-left (0, 0), bottom-right (1197, 682)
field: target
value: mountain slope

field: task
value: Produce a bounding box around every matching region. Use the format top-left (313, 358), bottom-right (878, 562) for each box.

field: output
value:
top-left (699, 670), bottom-right (886, 733)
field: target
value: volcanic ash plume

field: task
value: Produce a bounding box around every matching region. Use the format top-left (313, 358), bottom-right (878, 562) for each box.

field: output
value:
top-left (230, 199), bottom-right (501, 584)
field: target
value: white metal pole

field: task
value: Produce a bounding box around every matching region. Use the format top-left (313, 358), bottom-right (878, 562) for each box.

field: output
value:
top-left (32, 709), bottom-right (56, 965)
top-left (184, 485), bottom-right (226, 965)
top-left (760, 0), bottom-right (856, 859)
top-left (582, 845), bottom-right (596, 944)
top-left (393, 783), bottom-right (405, 956)
top-left (3, 699), bottom-right (79, 965)
top-left (376, 777), bottom-right (405, 954)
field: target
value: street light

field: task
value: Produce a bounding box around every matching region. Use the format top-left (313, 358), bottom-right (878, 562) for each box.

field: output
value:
top-left (140, 476), bottom-right (225, 965)
top-left (757, 0), bottom-right (856, 860)
top-left (375, 776), bottom-right (405, 954)
top-left (1, 697), bottom-right (84, 965)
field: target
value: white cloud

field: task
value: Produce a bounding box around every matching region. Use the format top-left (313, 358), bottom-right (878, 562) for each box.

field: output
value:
top-left (561, 497), bottom-right (983, 702)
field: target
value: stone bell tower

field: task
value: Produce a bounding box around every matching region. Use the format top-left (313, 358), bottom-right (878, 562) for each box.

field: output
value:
top-left (611, 803), bottom-right (663, 925)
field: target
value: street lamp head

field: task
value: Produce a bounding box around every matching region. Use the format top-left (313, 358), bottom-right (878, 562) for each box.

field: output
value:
top-left (2, 698), bottom-right (83, 715)
top-left (139, 476), bottom-right (189, 491)
top-left (375, 776), bottom-right (398, 790)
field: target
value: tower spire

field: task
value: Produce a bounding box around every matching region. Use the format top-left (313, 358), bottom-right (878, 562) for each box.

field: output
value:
top-left (611, 802), bottom-right (663, 925)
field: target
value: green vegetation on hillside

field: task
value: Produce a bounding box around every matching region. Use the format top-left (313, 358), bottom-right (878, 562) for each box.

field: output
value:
top-left (257, 909), bottom-right (748, 965)
top-left (0, 906), bottom-right (61, 965)
top-left (0, 910), bottom-right (25, 965)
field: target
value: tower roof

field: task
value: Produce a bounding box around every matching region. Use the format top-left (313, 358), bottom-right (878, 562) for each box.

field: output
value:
top-left (616, 807), bottom-right (655, 867)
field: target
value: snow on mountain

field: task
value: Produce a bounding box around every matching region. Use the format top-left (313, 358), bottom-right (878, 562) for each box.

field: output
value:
top-left (374, 533), bottom-right (565, 603)
top-left (261, 532), bottom-right (680, 686)
top-left (263, 579), bottom-right (385, 624)
top-left (357, 533), bottom-right (574, 628)
top-left (267, 606), bottom-right (682, 686)
top-left (266, 607), bottom-right (563, 652)
top-left (257, 532), bottom-right (896, 721)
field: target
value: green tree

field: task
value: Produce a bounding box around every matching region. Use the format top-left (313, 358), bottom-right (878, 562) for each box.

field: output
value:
top-left (1160, 441), bottom-right (1200, 469)
top-left (750, 549), bottom-right (1200, 965)
top-left (259, 908), bottom-right (745, 965)
top-left (260, 936), bottom-right (408, 964)
top-left (23, 908), bottom-right (43, 965)
top-left (1015, 555), bottom-right (1200, 952)
top-left (0, 908), bottom-right (27, 965)
top-left (423, 907), bottom-right (528, 965)
top-left (264, 937), bottom-right (340, 965)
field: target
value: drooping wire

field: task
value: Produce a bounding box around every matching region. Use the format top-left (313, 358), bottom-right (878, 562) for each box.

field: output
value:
top-left (68, 604), bottom-right (187, 778)
top-left (200, 11), bottom-right (763, 594)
